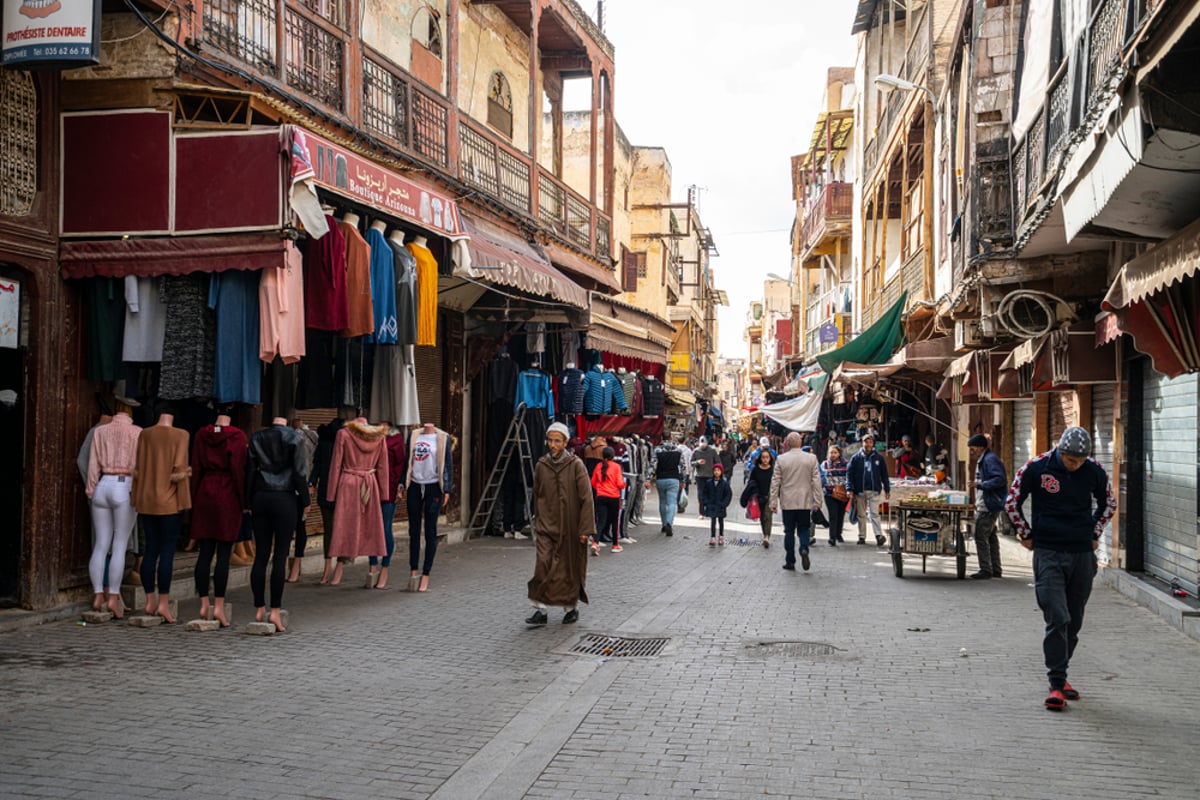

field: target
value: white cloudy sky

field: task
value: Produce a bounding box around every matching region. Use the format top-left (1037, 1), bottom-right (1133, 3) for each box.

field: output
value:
top-left (578, 0), bottom-right (859, 359)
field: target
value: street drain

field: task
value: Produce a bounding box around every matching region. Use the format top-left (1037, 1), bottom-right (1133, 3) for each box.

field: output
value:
top-left (570, 634), bottom-right (670, 658)
top-left (745, 640), bottom-right (841, 657)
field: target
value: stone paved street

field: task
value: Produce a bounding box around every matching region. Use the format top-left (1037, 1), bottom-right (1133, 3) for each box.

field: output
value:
top-left (2, 486), bottom-right (1199, 800)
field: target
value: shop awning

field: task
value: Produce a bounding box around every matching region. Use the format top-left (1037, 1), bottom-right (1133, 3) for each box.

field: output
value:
top-left (945, 351), bottom-right (973, 378)
top-left (758, 390), bottom-right (824, 433)
top-left (541, 241), bottom-right (621, 294)
top-left (452, 215), bottom-right (587, 310)
top-left (588, 313), bottom-right (671, 362)
top-left (665, 387), bottom-right (698, 408)
top-left (1105, 215), bottom-right (1200, 310)
top-left (816, 292), bottom-right (908, 374)
top-left (60, 233), bottom-right (290, 279)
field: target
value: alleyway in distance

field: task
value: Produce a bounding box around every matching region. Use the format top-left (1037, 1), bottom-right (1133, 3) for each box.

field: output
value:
top-left (2, 476), bottom-right (1199, 799)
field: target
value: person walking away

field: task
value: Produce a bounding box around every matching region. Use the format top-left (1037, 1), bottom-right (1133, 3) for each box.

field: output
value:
top-left (527, 422), bottom-right (594, 625)
top-left (647, 435), bottom-right (685, 536)
top-left (591, 446), bottom-right (626, 554)
top-left (691, 437), bottom-right (715, 519)
top-left (820, 445), bottom-right (850, 546)
top-left (705, 464), bottom-right (733, 546)
top-left (743, 449), bottom-right (776, 548)
top-left (769, 433), bottom-right (823, 571)
top-left (846, 433), bottom-right (890, 547)
top-left (676, 435), bottom-right (694, 503)
top-left (967, 433), bottom-right (1007, 579)
top-left (1006, 426), bottom-right (1114, 711)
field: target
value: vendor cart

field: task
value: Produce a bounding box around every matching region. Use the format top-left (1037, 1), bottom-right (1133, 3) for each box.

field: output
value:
top-left (890, 500), bottom-right (973, 578)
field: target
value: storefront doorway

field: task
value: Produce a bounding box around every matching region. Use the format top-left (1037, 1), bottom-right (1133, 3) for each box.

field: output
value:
top-left (0, 267), bottom-right (27, 604)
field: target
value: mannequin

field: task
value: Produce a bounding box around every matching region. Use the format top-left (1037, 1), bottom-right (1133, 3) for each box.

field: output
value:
top-left (247, 415), bottom-right (309, 632)
top-left (370, 219), bottom-right (387, 233)
top-left (288, 418), bottom-right (319, 583)
top-left (405, 422), bottom-right (453, 592)
top-left (342, 211), bottom-right (359, 227)
top-left (190, 409), bottom-right (247, 627)
top-left (369, 422), bottom-right (406, 589)
top-left (406, 235), bottom-right (438, 346)
top-left (131, 410), bottom-right (192, 623)
top-left (413, 235), bottom-right (428, 247)
top-left (388, 230), bottom-right (406, 246)
top-left (86, 411), bottom-right (142, 618)
top-left (326, 417), bottom-right (389, 586)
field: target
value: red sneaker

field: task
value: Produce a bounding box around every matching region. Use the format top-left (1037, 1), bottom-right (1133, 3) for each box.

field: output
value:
top-left (1062, 682), bottom-right (1080, 700)
top-left (1044, 689), bottom-right (1067, 710)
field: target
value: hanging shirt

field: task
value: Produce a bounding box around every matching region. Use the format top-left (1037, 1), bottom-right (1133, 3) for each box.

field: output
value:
top-left (339, 220), bottom-right (374, 338)
top-left (208, 269), bottom-right (262, 405)
top-left (525, 322), bottom-right (546, 354)
top-left (122, 276), bottom-right (166, 362)
top-left (407, 241), bottom-right (439, 346)
top-left (365, 228), bottom-right (398, 344)
top-left (514, 370), bottom-right (554, 415)
top-left (85, 277), bottom-right (124, 382)
top-left (303, 216), bottom-right (349, 331)
top-left (391, 238), bottom-right (419, 346)
top-left (259, 241), bottom-right (306, 364)
top-left (488, 355), bottom-right (519, 404)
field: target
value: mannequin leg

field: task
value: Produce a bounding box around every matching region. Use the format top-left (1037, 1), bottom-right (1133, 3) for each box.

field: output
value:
top-left (195, 538), bottom-right (216, 619)
top-left (106, 481), bottom-right (135, 619)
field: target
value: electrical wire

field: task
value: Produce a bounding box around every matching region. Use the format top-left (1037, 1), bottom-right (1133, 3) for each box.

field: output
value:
top-left (103, 2), bottom-right (174, 43)
top-left (994, 289), bottom-right (1073, 338)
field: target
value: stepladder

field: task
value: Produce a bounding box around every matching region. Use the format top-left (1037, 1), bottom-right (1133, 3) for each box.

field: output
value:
top-left (467, 403), bottom-right (534, 537)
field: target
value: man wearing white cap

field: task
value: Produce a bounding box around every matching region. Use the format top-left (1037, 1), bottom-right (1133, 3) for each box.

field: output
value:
top-left (1006, 426), bottom-right (1115, 711)
top-left (526, 422), bottom-right (594, 626)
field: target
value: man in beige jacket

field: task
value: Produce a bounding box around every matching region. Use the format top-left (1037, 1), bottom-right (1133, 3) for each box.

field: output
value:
top-left (769, 432), bottom-right (824, 571)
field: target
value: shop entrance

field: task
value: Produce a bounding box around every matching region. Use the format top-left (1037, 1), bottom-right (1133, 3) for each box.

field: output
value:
top-left (0, 267), bottom-right (27, 604)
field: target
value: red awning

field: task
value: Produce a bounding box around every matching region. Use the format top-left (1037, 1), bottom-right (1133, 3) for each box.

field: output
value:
top-left (60, 233), bottom-right (290, 279)
top-left (541, 241), bottom-right (621, 294)
top-left (454, 215), bottom-right (587, 309)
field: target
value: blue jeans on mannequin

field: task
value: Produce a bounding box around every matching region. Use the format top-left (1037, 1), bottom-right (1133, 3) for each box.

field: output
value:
top-left (655, 479), bottom-right (680, 529)
top-left (407, 483), bottom-right (443, 577)
top-left (781, 509), bottom-right (813, 569)
top-left (370, 501), bottom-right (397, 568)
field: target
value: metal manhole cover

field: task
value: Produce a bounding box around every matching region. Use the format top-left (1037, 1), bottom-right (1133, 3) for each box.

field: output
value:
top-left (745, 640), bottom-right (841, 657)
top-left (570, 634), bottom-right (671, 658)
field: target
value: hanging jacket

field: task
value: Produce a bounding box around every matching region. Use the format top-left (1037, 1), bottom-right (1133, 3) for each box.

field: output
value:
top-left (640, 376), bottom-right (665, 417)
top-left (557, 367), bottom-right (586, 415)
top-left (247, 423), bottom-right (309, 503)
top-left (583, 366), bottom-right (627, 414)
top-left (514, 369), bottom-right (554, 415)
top-left (311, 417), bottom-right (345, 509)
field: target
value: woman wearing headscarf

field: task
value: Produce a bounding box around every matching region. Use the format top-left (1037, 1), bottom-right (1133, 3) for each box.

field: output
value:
top-left (742, 449), bottom-right (776, 548)
top-left (526, 422), bottom-right (595, 626)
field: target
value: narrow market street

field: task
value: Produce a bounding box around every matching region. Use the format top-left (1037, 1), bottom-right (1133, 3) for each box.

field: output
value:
top-left (2, 482), bottom-right (1198, 800)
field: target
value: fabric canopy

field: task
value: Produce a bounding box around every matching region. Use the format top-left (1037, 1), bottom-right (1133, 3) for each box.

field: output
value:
top-left (541, 241), bottom-right (621, 294)
top-left (757, 389), bottom-right (824, 433)
top-left (454, 215), bottom-right (587, 309)
top-left (816, 292), bottom-right (908, 373)
top-left (60, 233), bottom-right (289, 279)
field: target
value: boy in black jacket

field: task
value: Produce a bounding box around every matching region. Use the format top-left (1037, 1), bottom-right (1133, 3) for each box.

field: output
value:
top-left (1006, 426), bottom-right (1115, 711)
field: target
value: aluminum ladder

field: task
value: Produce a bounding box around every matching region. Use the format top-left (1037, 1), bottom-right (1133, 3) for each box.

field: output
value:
top-left (466, 403), bottom-right (533, 536)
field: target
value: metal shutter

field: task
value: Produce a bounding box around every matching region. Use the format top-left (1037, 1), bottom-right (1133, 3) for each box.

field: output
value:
top-left (1090, 384), bottom-right (1116, 563)
top-left (1049, 391), bottom-right (1075, 442)
top-left (1142, 367), bottom-right (1198, 596)
top-left (1012, 400), bottom-right (1034, 470)
top-left (414, 340), bottom-right (444, 428)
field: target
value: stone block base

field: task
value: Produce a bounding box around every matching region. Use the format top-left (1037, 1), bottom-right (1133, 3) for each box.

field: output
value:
top-left (127, 615), bottom-right (162, 628)
top-left (185, 619), bottom-right (221, 632)
top-left (81, 611), bottom-right (113, 624)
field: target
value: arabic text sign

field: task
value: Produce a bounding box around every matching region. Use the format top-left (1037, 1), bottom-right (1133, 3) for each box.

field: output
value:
top-left (299, 130), bottom-right (466, 238)
top-left (3, 1), bottom-right (101, 68)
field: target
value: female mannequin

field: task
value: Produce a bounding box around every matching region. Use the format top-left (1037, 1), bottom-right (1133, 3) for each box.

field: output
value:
top-left (247, 416), bottom-right (308, 632)
top-left (327, 416), bottom-right (389, 586)
top-left (287, 418), bottom-right (319, 583)
top-left (368, 423), bottom-right (406, 589)
top-left (405, 422), bottom-right (453, 592)
top-left (86, 410), bottom-right (142, 618)
top-left (190, 411), bottom-right (247, 627)
top-left (131, 410), bottom-right (192, 623)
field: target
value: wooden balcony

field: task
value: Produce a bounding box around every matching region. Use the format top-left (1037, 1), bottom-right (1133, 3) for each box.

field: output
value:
top-left (862, 5), bottom-right (930, 182)
top-left (799, 182), bottom-right (853, 258)
top-left (198, 0), bottom-right (612, 262)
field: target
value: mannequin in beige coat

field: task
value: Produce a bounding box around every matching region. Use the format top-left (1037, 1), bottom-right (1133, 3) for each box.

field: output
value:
top-left (769, 432), bottom-right (823, 571)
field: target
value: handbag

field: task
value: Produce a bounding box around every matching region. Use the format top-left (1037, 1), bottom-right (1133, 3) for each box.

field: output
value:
top-left (747, 494), bottom-right (761, 521)
top-left (832, 483), bottom-right (848, 502)
top-left (813, 508), bottom-right (829, 528)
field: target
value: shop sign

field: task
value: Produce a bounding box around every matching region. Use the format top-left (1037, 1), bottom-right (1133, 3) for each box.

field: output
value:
top-left (3, 1), bottom-right (101, 69)
top-left (298, 130), bottom-right (467, 239)
top-left (0, 277), bottom-right (20, 349)
top-left (818, 322), bottom-right (839, 344)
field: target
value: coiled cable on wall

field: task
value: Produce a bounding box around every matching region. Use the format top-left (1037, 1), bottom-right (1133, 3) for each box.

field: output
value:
top-left (994, 289), bottom-right (1075, 338)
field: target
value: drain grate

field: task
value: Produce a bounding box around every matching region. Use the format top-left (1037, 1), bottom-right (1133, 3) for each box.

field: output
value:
top-left (571, 634), bottom-right (671, 658)
top-left (745, 640), bottom-right (840, 658)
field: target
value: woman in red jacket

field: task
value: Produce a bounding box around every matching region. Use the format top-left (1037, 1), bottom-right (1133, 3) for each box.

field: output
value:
top-left (590, 446), bottom-right (627, 554)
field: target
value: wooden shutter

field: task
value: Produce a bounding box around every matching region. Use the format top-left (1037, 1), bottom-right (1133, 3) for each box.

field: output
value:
top-left (622, 246), bottom-right (639, 292)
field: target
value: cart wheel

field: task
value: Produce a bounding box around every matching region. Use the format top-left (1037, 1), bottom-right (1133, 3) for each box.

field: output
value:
top-left (892, 552), bottom-right (904, 578)
top-left (957, 553), bottom-right (967, 579)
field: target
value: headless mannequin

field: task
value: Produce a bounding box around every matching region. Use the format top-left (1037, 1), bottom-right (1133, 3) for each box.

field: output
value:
top-left (409, 422), bottom-right (444, 593)
top-left (253, 416), bottom-right (299, 631)
top-left (88, 410), bottom-right (125, 615)
top-left (327, 415), bottom-right (370, 586)
top-left (389, 230), bottom-right (406, 246)
top-left (370, 220), bottom-right (387, 234)
top-left (342, 211), bottom-right (360, 227)
top-left (139, 413), bottom-right (183, 623)
top-left (413, 235), bottom-right (428, 248)
top-left (157, 413), bottom-right (174, 427)
top-left (197, 411), bottom-right (238, 627)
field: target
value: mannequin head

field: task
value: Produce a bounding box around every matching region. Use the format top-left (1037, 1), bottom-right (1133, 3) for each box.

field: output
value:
top-left (389, 229), bottom-right (406, 245)
top-left (413, 235), bottom-right (428, 248)
top-left (422, 422), bottom-right (437, 433)
top-left (342, 211), bottom-right (360, 227)
top-left (370, 219), bottom-right (387, 232)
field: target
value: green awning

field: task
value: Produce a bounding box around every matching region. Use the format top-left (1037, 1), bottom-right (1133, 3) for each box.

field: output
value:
top-left (816, 292), bottom-right (908, 373)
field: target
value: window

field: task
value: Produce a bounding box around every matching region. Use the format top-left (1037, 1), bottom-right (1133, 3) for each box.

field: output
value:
top-left (203, 0), bottom-right (277, 71)
top-left (487, 71), bottom-right (513, 138)
top-left (412, 6), bottom-right (443, 57)
top-left (0, 70), bottom-right (37, 217)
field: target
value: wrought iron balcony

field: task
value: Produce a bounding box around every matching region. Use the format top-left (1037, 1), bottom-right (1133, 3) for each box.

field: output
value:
top-left (862, 5), bottom-right (930, 181)
top-left (799, 182), bottom-right (853, 257)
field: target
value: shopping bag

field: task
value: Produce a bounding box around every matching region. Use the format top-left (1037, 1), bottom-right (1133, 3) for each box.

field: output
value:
top-left (847, 499), bottom-right (858, 526)
top-left (747, 494), bottom-right (761, 521)
top-left (677, 492), bottom-right (689, 513)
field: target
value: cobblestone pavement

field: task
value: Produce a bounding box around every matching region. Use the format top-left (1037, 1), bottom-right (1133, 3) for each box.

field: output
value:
top-left (2, 482), bottom-right (1199, 799)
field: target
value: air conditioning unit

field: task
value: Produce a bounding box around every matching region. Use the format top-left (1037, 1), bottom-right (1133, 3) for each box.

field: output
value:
top-left (954, 319), bottom-right (984, 351)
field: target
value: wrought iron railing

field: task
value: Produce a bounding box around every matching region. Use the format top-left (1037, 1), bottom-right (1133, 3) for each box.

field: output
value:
top-left (596, 215), bottom-right (611, 259)
top-left (361, 52), bottom-right (449, 167)
top-left (285, 8), bottom-right (344, 110)
top-left (202, 0), bottom-right (277, 72)
top-left (799, 182), bottom-right (853, 254)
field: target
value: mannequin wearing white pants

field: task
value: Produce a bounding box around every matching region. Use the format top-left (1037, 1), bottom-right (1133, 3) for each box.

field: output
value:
top-left (89, 475), bottom-right (136, 601)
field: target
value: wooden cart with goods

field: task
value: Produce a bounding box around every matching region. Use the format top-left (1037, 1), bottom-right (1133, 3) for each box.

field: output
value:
top-left (889, 499), bottom-right (973, 578)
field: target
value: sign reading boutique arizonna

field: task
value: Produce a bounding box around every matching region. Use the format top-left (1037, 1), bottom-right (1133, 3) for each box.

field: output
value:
top-left (2, 0), bottom-right (101, 68)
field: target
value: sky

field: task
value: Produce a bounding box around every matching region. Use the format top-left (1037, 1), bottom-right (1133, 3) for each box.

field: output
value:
top-left (574, 0), bottom-right (860, 360)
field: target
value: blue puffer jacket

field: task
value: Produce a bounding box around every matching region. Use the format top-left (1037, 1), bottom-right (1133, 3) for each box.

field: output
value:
top-left (583, 366), bottom-right (628, 414)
